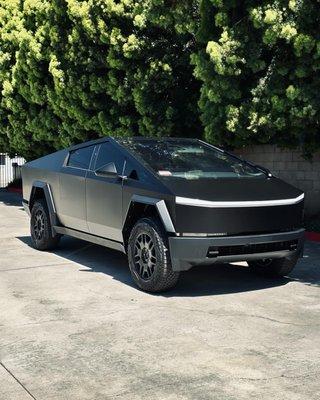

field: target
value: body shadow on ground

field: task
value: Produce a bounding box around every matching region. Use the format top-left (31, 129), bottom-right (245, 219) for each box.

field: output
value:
top-left (0, 189), bottom-right (24, 208)
top-left (17, 235), bottom-right (319, 297)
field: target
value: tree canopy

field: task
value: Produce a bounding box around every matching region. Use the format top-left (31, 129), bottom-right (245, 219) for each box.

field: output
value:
top-left (0, 0), bottom-right (200, 159)
top-left (193, 0), bottom-right (320, 157)
top-left (0, 0), bottom-right (319, 159)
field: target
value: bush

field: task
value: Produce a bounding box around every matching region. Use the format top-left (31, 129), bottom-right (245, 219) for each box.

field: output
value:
top-left (192, 0), bottom-right (320, 157)
top-left (0, 0), bottom-right (200, 159)
top-left (1, 1), bottom-right (319, 159)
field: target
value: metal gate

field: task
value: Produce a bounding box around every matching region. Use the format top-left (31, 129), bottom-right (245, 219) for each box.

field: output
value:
top-left (0, 153), bottom-right (25, 188)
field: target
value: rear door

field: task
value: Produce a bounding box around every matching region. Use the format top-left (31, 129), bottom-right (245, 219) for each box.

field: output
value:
top-left (58, 145), bottom-right (95, 232)
top-left (85, 141), bottom-right (125, 242)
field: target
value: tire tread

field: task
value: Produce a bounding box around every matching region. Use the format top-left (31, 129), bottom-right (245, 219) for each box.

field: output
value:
top-left (128, 217), bottom-right (179, 292)
top-left (31, 199), bottom-right (60, 251)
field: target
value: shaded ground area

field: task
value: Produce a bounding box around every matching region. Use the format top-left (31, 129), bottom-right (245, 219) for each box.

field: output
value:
top-left (0, 189), bottom-right (319, 400)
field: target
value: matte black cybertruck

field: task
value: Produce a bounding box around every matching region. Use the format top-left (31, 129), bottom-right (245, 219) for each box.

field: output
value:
top-left (22, 137), bottom-right (305, 292)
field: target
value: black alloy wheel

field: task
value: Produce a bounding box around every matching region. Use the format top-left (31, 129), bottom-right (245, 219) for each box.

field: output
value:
top-left (33, 209), bottom-right (45, 241)
top-left (128, 217), bottom-right (180, 292)
top-left (133, 232), bottom-right (157, 281)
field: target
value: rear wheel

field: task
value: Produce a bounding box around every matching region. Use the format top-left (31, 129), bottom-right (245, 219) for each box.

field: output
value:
top-left (127, 217), bottom-right (179, 292)
top-left (31, 199), bottom-right (60, 250)
top-left (248, 256), bottom-right (299, 277)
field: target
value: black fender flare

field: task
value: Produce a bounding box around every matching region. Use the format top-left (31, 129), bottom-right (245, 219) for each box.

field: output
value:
top-left (29, 181), bottom-right (58, 236)
top-left (123, 195), bottom-right (176, 234)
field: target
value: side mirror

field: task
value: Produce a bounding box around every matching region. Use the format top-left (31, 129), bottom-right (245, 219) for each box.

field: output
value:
top-left (255, 164), bottom-right (272, 177)
top-left (94, 162), bottom-right (119, 178)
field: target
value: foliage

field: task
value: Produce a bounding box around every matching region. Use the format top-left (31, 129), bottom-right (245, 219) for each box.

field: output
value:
top-left (192, 0), bottom-right (320, 156)
top-left (1, 1), bottom-right (320, 159)
top-left (0, 0), bottom-right (200, 159)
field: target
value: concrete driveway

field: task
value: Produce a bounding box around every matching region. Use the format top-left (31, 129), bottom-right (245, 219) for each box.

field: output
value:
top-left (0, 189), bottom-right (319, 400)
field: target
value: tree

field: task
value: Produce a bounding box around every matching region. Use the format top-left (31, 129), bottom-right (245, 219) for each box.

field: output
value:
top-left (1, 1), bottom-right (320, 159)
top-left (0, 0), bottom-right (200, 159)
top-left (192, 0), bottom-right (320, 157)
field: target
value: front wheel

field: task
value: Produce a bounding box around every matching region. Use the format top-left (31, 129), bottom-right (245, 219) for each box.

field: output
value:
top-left (127, 217), bottom-right (180, 293)
top-left (248, 256), bottom-right (299, 277)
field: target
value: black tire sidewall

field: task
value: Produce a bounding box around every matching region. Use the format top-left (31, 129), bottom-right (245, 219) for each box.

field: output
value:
top-left (128, 217), bottom-right (179, 292)
top-left (31, 199), bottom-right (58, 250)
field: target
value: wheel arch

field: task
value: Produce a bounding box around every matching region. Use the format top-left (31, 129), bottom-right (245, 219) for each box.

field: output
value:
top-left (122, 195), bottom-right (176, 250)
top-left (29, 181), bottom-right (58, 235)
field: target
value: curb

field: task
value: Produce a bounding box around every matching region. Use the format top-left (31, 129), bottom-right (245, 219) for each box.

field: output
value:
top-left (305, 231), bottom-right (320, 243)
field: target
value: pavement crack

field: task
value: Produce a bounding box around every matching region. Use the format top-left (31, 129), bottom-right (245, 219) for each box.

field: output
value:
top-left (0, 361), bottom-right (37, 400)
top-left (237, 371), bottom-right (319, 381)
top-left (0, 262), bottom-right (71, 272)
top-left (154, 305), bottom-right (318, 327)
top-left (64, 243), bottom-right (94, 258)
top-left (234, 313), bottom-right (309, 326)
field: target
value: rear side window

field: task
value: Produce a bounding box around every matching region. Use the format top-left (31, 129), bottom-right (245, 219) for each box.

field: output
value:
top-left (67, 146), bottom-right (94, 170)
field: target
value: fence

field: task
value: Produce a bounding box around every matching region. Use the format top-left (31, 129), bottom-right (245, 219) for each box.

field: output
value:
top-left (0, 153), bottom-right (25, 188)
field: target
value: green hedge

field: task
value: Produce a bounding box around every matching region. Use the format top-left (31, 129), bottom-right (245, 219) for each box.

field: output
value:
top-left (0, 1), bottom-right (319, 159)
top-left (192, 0), bottom-right (320, 157)
top-left (0, 0), bottom-right (200, 159)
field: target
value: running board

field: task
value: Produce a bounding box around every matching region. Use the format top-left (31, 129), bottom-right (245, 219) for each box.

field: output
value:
top-left (53, 226), bottom-right (125, 253)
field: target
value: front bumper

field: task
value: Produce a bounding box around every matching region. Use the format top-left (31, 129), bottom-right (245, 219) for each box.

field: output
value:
top-left (168, 229), bottom-right (305, 271)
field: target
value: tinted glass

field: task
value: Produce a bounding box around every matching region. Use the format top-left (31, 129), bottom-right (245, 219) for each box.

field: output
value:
top-left (124, 159), bottom-right (139, 180)
top-left (68, 146), bottom-right (94, 169)
top-left (95, 142), bottom-right (125, 174)
top-left (122, 139), bottom-right (266, 180)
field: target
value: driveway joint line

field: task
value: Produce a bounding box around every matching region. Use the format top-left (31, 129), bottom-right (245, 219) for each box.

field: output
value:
top-left (0, 262), bottom-right (73, 272)
top-left (0, 361), bottom-right (37, 400)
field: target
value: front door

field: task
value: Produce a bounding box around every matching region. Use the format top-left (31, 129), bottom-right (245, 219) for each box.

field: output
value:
top-left (86, 142), bottom-right (124, 242)
top-left (58, 145), bottom-right (95, 232)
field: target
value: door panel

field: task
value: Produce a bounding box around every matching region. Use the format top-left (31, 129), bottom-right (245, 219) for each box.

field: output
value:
top-left (85, 142), bottom-right (124, 242)
top-left (59, 168), bottom-right (88, 231)
top-left (86, 172), bottom-right (123, 241)
top-left (58, 145), bottom-right (95, 232)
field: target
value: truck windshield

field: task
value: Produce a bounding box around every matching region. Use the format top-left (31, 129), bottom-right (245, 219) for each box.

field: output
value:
top-left (122, 139), bottom-right (266, 180)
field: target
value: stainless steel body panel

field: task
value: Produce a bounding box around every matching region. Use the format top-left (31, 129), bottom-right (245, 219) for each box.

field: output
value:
top-left (58, 167), bottom-right (88, 232)
top-left (86, 171), bottom-right (123, 242)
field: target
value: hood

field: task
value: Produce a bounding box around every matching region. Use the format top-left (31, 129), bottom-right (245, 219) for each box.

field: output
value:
top-left (165, 176), bottom-right (304, 235)
top-left (162, 176), bottom-right (302, 202)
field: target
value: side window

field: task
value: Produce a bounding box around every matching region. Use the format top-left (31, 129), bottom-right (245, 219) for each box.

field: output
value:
top-left (95, 142), bottom-right (125, 174)
top-left (67, 146), bottom-right (94, 170)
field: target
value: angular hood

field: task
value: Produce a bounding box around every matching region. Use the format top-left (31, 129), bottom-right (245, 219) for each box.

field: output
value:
top-left (163, 177), bottom-right (304, 235)
top-left (162, 176), bottom-right (303, 202)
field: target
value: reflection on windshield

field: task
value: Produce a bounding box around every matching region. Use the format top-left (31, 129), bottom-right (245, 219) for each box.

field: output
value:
top-left (122, 139), bottom-right (266, 180)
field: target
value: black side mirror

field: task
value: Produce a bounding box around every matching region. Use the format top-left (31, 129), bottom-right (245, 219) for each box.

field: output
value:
top-left (255, 164), bottom-right (272, 177)
top-left (95, 162), bottom-right (119, 178)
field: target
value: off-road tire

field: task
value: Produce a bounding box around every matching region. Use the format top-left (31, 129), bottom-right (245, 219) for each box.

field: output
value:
top-left (127, 217), bottom-right (179, 292)
top-left (248, 256), bottom-right (299, 277)
top-left (30, 199), bottom-right (60, 251)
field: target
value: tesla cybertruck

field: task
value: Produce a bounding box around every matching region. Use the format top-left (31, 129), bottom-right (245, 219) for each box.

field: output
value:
top-left (22, 137), bottom-right (305, 292)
